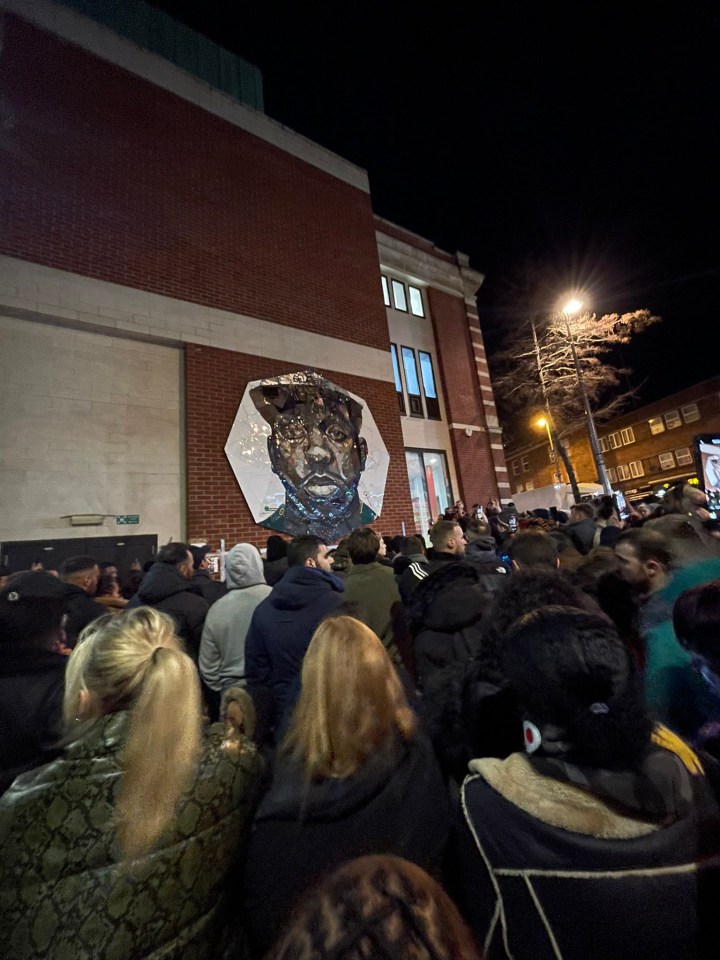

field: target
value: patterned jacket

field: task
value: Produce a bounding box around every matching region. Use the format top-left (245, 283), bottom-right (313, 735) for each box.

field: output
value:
top-left (0, 712), bottom-right (262, 960)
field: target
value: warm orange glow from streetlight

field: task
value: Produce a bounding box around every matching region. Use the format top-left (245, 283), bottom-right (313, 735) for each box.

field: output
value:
top-left (563, 298), bottom-right (583, 315)
top-left (535, 416), bottom-right (548, 428)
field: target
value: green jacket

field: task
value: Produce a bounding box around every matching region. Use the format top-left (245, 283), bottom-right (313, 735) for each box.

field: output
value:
top-left (342, 562), bottom-right (402, 664)
top-left (0, 712), bottom-right (262, 960)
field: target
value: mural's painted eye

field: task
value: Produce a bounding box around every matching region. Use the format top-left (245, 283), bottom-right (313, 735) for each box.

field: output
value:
top-left (278, 420), bottom-right (307, 441)
top-left (326, 424), bottom-right (349, 443)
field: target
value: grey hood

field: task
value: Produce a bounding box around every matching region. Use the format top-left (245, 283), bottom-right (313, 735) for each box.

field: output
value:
top-left (225, 544), bottom-right (266, 589)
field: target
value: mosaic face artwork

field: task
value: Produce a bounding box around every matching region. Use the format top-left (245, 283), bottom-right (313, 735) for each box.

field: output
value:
top-left (225, 371), bottom-right (389, 540)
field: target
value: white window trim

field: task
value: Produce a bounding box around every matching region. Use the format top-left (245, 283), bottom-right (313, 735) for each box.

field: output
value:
top-left (649, 417), bottom-right (665, 435)
top-left (629, 460), bottom-right (644, 478)
top-left (658, 452), bottom-right (676, 469)
top-left (620, 427), bottom-right (635, 445)
top-left (675, 447), bottom-right (693, 466)
top-left (664, 409), bottom-right (682, 430)
top-left (681, 403), bottom-right (700, 423)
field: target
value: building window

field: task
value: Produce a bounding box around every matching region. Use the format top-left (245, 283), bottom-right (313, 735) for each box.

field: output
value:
top-left (400, 346), bottom-right (423, 416)
top-left (620, 427), bottom-right (635, 445)
top-left (418, 351), bottom-right (441, 420)
top-left (664, 409), bottom-right (682, 429)
top-left (391, 279), bottom-right (408, 312)
top-left (629, 460), bottom-right (645, 478)
top-left (548, 445), bottom-right (556, 462)
top-left (681, 403), bottom-right (700, 423)
top-left (617, 464), bottom-right (630, 481)
top-left (609, 432), bottom-right (622, 449)
top-left (658, 451), bottom-right (676, 470)
top-left (408, 285), bottom-right (425, 317)
top-left (405, 449), bottom-right (453, 534)
top-left (607, 467), bottom-right (617, 484)
top-left (517, 482), bottom-right (525, 493)
top-left (649, 416), bottom-right (665, 435)
top-left (390, 344), bottom-right (405, 415)
top-left (512, 459), bottom-right (521, 476)
top-left (676, 447), bottom-right (693, 466)
top-left (521, 456), bottom-right (530, 473)
top-left (600, 436), bottom-right (609, 453)
top-left (381, 276), bottom-right (391, 307)
top-left (525, 479), bottom-right (534, 490)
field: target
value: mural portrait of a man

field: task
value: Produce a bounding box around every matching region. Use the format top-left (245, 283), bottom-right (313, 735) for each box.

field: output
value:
top-left (249, 371), bottom-right (377, 539)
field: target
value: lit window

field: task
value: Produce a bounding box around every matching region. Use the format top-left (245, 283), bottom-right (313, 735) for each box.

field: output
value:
top-left (512, 460), bottom-right (521, 476)
top-left (649, 417), bottom-right (665, 435)
top-left (681, 403), bottom-right (700, 423)
top-left (676, 447), bottom-right (693, 466)
top-left (401, 346), bottom-right (423, 416)
top-left (620, 427), bottom-right (635, 445)
top-left (381, 276), bottom-right (390, 306)
top-left (658, 452), bottom-right (676, 470)
top-left (617, 464), bottom-right (630, 481)
top-left (408, 286), bottom-right (425, 317)
top-left (600, 437), bottom-right (609, 452)
top-left (609, 433), bottom-right (622, 449)
top-left (390, 344), bottom-right (405, 415)
top-left (391, 280), bottom-right (407, 312)
top-left (629, 460), bottom-right (645, 478)
top-left (607, 467), bottom-right (617, 484)
top-left (405, 449), bottom-right (453, 533)
top-left (418, 351), bottom-right (441, 420)
top-left (525, 479), bottom-right (534, 490)
top-left (664, 409), bottom-right (682, 429)
top-left (521, 456), bottom-right (530, 473)
top-left (517, 482), bottom-right (525, 492)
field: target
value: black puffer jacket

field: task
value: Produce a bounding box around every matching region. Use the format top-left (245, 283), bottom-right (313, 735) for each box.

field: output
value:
top-left (128, 563), bottom-right (208, 658)
top-left (61, 583), bottom-right (106, 647)
top-left (406, 562), bottom-right (494, 690)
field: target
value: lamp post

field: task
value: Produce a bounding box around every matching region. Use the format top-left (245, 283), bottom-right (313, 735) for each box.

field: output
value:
top-left (535, 415), bottom-right (563, 484)
top-left (561, 298), bottom-right (612, 495)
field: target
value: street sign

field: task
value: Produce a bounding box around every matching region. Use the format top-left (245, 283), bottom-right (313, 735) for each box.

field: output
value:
top-left (116, 515), bottom-right (140, 525)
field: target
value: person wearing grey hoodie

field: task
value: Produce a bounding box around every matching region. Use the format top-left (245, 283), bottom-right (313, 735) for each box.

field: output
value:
top-left (199, 544), bottom-right (272, 701)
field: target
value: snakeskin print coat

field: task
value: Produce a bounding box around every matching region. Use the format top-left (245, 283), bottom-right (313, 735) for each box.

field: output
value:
top-left (0, 712), bottom-right (262, 960)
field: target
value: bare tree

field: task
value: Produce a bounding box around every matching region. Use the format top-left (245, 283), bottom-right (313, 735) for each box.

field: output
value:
top-left (491, 301), bottom-right (660, 498)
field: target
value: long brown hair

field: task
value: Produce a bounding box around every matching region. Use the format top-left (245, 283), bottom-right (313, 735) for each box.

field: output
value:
top-left (282, 616), bottom-right (416, 780)
top-left (64, 607), bottom-right (202, 859)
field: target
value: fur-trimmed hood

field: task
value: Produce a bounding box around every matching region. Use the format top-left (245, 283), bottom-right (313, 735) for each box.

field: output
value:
top-left (469, 753), bottom-right (658, 840)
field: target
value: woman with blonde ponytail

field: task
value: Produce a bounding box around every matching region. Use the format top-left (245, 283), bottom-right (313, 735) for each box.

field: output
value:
top-left (243, 616), bottom-right (450, 957)
top-left (1, 607), bottom-right (263, 960)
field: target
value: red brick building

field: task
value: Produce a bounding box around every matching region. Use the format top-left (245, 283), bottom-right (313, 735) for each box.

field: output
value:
top-left (0, 0), bottom-right (506, 566)
top-left (504, 377), bottom-right (720, 502)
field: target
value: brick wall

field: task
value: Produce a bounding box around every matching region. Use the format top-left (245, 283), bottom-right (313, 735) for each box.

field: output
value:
top-left (0, 14), bottom-right (388, 351)
top-left (426, 289), bottom-right (499, 505)
top-left (185, 344), bottom-right (415, 548)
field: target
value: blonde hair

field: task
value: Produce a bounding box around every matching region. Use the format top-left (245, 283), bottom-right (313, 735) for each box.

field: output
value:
top-left (268, 855), bottom-right (482, 960)
top-left (64, 607), bottom-right (202, 860)
top-left (282, 616), bottom-right (416, 780)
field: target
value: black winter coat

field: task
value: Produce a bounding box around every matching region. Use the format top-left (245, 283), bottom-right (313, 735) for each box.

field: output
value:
top-left (0, 648), bottom-right (66, 795)
top-left (61, 583), bottom-right (106, 646)
top-left (128, 563), bottom-right (208, 658)
top-left (191, 569), bottom-right (228, 606)
top-left (406, 562), bottom-right (494, 690)
top-left (243, 734), bottom-right (450, 957)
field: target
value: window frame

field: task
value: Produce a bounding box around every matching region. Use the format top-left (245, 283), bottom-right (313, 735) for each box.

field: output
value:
top-left (391, 279), bottom-right (408, 312)
top-left (390, 343), bottom-right (406, 415)
top-left (607, 467), bottom-right (617, 484)
top-left (658, 451), bottom-right (676, 470)
top-left (400, 345), bottom-right (424, 417)
top-left (417, 350), bottom-right (441, 420)
top-left (681, 403), bottom-right (700, 423)
top-left (408, 285), bottom-right (425, 317)
top-left (648, 416), bottom-right (665, 435)
top-left (620, 427), bottom-right (635, 445)
top-left (629, 460), bottom-right (645, 478)
top-left (521, 456), bottom-right (530, 473)
top-left (675, 447), bottom-right (693, 466)
top-left (609, 432), bottom-right (622, 449)
top-left (381, 275), bottom-right (391, 307)
top-left (616, 464), bottom-right (631, 481)
top-left (600, 436), bottom-right (609, 453)
top-left (664, 409), bottom-right (682, 430)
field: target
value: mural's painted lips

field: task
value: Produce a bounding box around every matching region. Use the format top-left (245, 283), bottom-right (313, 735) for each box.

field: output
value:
top-left (303, 475), bottom-right (344, 498)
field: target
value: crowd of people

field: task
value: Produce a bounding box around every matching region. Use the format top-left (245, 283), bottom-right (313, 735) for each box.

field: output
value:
top-left (2, 481), bottom-right (720, 959)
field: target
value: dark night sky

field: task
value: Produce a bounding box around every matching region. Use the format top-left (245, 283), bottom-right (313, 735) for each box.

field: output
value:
top-left (151, 1), bottom-right (719, 405)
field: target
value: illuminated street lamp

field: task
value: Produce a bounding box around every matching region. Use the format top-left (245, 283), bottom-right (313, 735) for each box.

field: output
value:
top-left (535, 415), bottom-right (553, 451)
top-left (561, 297), bottom-right (612, 494)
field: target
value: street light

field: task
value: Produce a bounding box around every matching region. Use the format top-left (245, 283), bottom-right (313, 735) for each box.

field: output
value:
top-left (535, 415), bottom-right (553, 450)
top-left (561, 297), bottom-right (612, 494)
